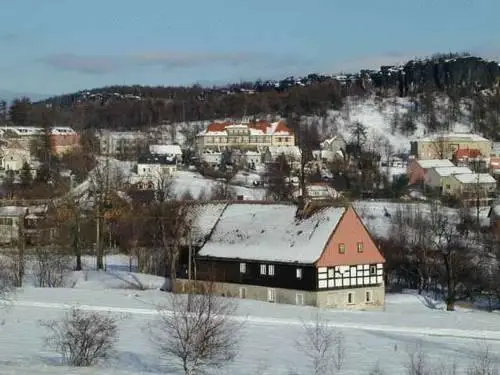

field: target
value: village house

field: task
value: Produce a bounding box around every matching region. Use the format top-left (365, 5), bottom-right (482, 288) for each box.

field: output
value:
top-left (130, 153), bottom-right (177, 191)
top-left (424, 166), bottom-right (473, 194)
top-left (263, 146), bottom-right (302, 167)
top-left (313, 135), bottom-right (346, 163)
top-left (442, 173), bottom-right (496, 206)
top-left (292, 183), bottom-right (341, 201)
top-left (411, 133), bottom-right (491, 160)
top-left (50, 127), bottom-right (80, 155)
top-left (0, 126), bottom-right (79, 156)
top-left (187, 202), bottom-right (385, 310)
top-left (243, 151), bottom-right (262, 170)
top-left (149, 144), bottom-right (183, 164)
top-left (407, 159), bottom-right (455, 185)
top-left (196, 119), bottom-right (295, 153)
top-left (99, 130), bottom-right (148, 158)
top-left (1, 147), bottom-right (31, 172)
top-left (200, 150), bottom-right (222, 167)
top-left (0, 205), bottom-right (51, 246)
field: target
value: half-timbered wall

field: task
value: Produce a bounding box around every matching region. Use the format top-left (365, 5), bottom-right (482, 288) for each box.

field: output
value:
top-left (317, 263), bottom-right (383, 289)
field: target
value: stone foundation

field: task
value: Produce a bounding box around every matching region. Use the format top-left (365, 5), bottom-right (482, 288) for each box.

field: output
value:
top-left (174, 279), bottom-right (385, 311)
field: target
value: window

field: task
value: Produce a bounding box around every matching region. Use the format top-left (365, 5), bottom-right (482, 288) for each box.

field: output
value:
top-left (366, 291), bottom-right (372, 303)
top-left (239, 287), bottom-right (247, 299)
top-left (296, 268), bottom-right (302, 279)
top-left (347, 292), bottom-right (354, 304)
top-left (267, 288), bottom-right (276, 302)
top-left (260, 264), bottom-right (267, 275)
top-left (357, 242), bottom-right (364, 253)
top-left (268, 265), bottom-right (275, 276)
top-left (240, 263), bottom-right (246, 274)
top-left (296, 293), bottom-right (304, 305)
top-left (338, 243), bottom-right (345, 254)
top-left (370, 265), bottom-right (377, 275)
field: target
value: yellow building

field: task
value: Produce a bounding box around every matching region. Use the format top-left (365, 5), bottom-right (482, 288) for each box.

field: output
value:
top-left (442, 172), bottom-right (496, 206)
top-left (411, 133), bottom-right (491, 160)
top-left (196, 120), bottom-right (295, 152)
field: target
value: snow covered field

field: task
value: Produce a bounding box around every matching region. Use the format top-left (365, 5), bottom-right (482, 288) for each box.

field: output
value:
top-left (1, 265), bottom-right (500, 374)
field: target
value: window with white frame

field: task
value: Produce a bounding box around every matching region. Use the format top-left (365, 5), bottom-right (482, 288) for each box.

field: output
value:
top-left (260, 264), bottom-right (267, 275)
top-left (268, 264), bottom-right (275, 276)
top-left (369, 265), bottom-right (377, 275)
top-left (240, 263), bottom-right (246, 274)
top-left (296, 268), bottom-right (302, 279)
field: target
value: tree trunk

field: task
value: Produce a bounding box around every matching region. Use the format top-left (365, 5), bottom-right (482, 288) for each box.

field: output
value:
top-left (75, 220), bottom-right (82, 271)
top-left (443, 253), bottom-right (455, 311)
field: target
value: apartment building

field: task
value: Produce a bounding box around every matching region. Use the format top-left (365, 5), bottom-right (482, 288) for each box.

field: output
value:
top-left (410, 133), bottom-right (491, 160)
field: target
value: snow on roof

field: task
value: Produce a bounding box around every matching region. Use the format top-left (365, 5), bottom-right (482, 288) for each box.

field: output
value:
top-left (431, 166), bottom-right (472, 177)
top-left (198, 203), bottom-right (346, 264)
top-left (198, 120), bottom-right (292, 137)
top-left (149, 144), bottom-right (182, 155)
top-left (0, 206), bottom-right (26, 217)
top-left (418, 132), bottom-right (490, 143)
top-left (452, 173), bottom-right (496, 184)
top-left (188, 202), bottom-right (228, 246)
top-left (416, 159), bottom-right (454, 169)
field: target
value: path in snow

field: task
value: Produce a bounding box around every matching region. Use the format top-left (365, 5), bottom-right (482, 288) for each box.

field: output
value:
top-left (7, 299), bottom-right (500, 342)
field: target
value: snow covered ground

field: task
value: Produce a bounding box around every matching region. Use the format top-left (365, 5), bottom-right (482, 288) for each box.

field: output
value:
top-left (2, 253), bottom-right (500, 375)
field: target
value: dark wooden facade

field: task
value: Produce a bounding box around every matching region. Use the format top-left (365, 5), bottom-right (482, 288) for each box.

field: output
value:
top-left (196, 257), bottom-right (318, 291)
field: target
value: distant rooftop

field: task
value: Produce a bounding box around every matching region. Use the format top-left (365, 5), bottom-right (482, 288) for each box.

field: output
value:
top-left (418, 132), bottom-right (490, 143)
top-left (432, 166), bottom-right (472, 177)
top-left (453, 173), bottom-right (496, 184)
top-left (416, 159), bottom-right (454, 169)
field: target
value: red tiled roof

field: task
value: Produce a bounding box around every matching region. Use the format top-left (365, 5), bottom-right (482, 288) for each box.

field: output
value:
top-left (274, 120), bottom-right (291, 134)
top-left (455, 148), bottom-right (481, 159)
top-left (248, 121), bottom-right (269, 133)
top-left (206, 121), bottom-right (233, 132)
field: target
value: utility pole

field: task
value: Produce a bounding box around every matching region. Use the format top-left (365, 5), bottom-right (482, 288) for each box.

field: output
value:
top-left (96, 195), bottom-right (102, 270)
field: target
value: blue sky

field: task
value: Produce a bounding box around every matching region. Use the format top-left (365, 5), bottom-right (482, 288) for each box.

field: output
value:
top-left (0, 0), bottom-right (499, 97)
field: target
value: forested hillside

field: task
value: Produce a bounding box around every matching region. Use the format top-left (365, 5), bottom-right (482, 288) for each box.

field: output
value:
top-left (1, 53), bottom-right (500, 140)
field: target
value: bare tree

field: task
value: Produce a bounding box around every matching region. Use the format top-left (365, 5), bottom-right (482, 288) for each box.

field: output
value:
top-left (466, 343), bottom-right (499, 375)
top-left (405, 343), bottom-right (432, 375)
top-left (0, 255), bottom-right (15, 301)
top-left (150, 287), bottom-right (243, 375)
top-left (31, 246), bottom-right (71, 287)
top-left (40, 307), bottom-right (119, 367)
top-left (296, 312), bottom-right (345, 375)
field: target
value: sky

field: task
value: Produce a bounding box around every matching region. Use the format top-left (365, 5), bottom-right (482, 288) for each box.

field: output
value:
top-left (0, 0), bottom-right (499, 97)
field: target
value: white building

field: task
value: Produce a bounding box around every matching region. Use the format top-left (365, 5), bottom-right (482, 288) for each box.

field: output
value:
top-left (99, 130), bottom-right (148, 157)
top-left (1, 148), bottom-right (31, 172)
top-left (243, 151), bottom-right (262, 169)
top-left (149, 144), bottom-right (183, 163)
top-left (424, 166), bottom-right (473, 190)
top-left (196, 119), bottom-right (295, 152)
top-left (137, 153), bottom-right (177, 178)
top-left (201, 151), bottom-right (222, 167)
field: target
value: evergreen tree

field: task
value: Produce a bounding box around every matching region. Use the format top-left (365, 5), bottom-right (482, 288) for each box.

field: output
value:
top-left (19, 162), bottom-right (33, 188)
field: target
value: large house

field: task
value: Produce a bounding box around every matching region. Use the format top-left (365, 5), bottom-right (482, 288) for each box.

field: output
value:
top-left (0, 126), bottom-right (79, 155)
top-left (424, 166), bottom-right (473, 193)
top-left (407, 159), bottom-right (454, 185)
top-left (149, 144), bottom-right (183, 164)
top-left (1, 147), bottom-right (31, 172)
top-left (99, 130), bottom-right (148, 158)
top-left (411, 133), bottom-right (491, 161)
top-left (443, 173), bottom-right (496, 206)
top-left (196, 119), bottom-right (295, 152)
top-left (190, 202), bottom-right (386, 310)
top-left (313, 135), bottom-right (346, 162)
